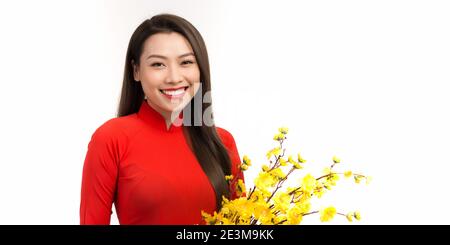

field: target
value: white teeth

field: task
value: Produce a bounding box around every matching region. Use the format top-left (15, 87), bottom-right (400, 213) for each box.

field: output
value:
top-left (161, 87), bottom-right (186, 96)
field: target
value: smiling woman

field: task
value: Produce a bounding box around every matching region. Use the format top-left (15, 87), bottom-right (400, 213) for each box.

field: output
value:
top-left (80, 14), bottom-right (245, 225)
top-left (132, 32), bottom-right (201, 127)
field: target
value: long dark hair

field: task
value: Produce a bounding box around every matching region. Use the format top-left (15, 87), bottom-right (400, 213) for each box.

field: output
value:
top-left (117, 14), bottom-right (231, 210)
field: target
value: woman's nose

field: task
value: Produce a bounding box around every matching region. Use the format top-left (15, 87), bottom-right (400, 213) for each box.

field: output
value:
top-left (165, 66), bottom-right (183, 84)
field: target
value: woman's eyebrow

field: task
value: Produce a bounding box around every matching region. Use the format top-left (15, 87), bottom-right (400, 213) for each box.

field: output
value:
top-left (146, 52), bottom-right (195, 60)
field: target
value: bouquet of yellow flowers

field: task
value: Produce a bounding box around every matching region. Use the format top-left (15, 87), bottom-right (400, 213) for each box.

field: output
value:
top-left (202, 127), bottom-right (370, 225)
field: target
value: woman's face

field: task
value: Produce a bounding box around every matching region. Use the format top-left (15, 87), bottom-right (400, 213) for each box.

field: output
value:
top-left (133, 32), bottom-right (201, 117)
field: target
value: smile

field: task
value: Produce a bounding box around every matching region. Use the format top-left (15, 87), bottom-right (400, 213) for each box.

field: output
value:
top-left (159, 86), bottom-right (189, 99)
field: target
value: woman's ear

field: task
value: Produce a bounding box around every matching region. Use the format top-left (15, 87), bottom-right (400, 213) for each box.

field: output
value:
top-left (131, 59), bottom-right (140, 82)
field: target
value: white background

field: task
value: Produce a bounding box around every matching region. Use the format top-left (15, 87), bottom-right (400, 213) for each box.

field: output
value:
top-left (0, 0), bottom-right (449, 224)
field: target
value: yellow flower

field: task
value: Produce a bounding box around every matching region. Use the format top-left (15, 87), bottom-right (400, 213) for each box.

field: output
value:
top-left (287, 155), bottom-right (295, 164)
top-left (242, 155), bottom-right (252, 166)
top-left (270, 167), bottom-right (286, 180)
top-left (287, 206), bottom-right (303, 225)
top-left (236, 179), bottom-right (246, 197)
top-left (297, 153), bottom-right (307, 163)
top-left (202, 127), bottom-right (368, 226)
top-left (322, 167), bottom-right (331, 175)
top-left (202, 210), bottom-right (218, 224)
top-left (346, 212), bottom-right (353, 222)
top-left (332, 156), bottom-right (341, 164)
top-left (325, 173), bottom-right (339, 186)
top-left (288, 155), bottom-right (302, 169)
top-left (260, 188), bottom-right (272, 199)
top-left (295, 201), bottom-right (311, 214)
top-left (273, 192), bottom-right (291, 213)
top-left (258, 212), bottom-right (276, 225)
top-left (221, 217), bottom-right (233, 225)
top-left (314, 187), bottom-right (326, 198)
top-left (221, 207), bottom-right (230, 215)
top-left (301, 174), bottom-right (316, 193)
top-left (273, 133), bottom-right (285, 141)
top-left (278, 127), bottom-right (289, 135)
top-left (292, 162), bottom-right (302, 169)
top-left (266, 147), bottom-right (281, 159)
top-left (255, 172), bottom-right (277, 190)
top-left (253, 202), bottom-right (268, 213)
top-left (222, 196), bottom-right (230, 205)
top-left (344, 171), bottom-right (352, 178)
top-left (320, 206), bottom-right (336, 222)
top-left (273, 214), bottom-right (287, 225)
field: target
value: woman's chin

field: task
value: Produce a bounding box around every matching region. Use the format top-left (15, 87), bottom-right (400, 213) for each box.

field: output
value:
top-left (163, 101), bottom-right (189, 113)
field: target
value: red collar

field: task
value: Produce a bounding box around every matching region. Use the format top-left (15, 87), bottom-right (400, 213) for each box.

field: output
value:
top-left (137, 100), bottom-right (184, 133)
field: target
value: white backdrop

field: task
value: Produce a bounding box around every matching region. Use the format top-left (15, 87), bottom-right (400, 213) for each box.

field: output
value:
top-left (0, 0), bottom-right (449, 224)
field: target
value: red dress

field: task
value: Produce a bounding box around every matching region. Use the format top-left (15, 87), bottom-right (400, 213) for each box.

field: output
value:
top-left (80, 100), bottom-right (244, 224)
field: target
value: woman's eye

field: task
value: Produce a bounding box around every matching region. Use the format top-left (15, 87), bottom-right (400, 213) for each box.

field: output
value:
top-left (151, 62), bottom-right (164, 67)
top-left (181, 60), bottom-right (194, 65)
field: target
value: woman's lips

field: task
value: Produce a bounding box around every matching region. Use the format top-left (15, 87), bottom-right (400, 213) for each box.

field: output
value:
top-left (160, 86), bottom-right (188, 99)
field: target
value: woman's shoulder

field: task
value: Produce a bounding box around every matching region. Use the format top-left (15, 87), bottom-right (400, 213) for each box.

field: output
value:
top-left (216, 126), bottom-right (237, 149)
top-left (89, 114), bottom-right (142, 144)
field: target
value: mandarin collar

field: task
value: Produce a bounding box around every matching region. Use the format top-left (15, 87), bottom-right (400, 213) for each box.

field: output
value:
top-left (137, 100), bottom-right (184, 133)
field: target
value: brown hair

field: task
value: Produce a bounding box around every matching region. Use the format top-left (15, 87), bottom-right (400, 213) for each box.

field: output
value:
top-left (117, 14), bottom-right (231, 210)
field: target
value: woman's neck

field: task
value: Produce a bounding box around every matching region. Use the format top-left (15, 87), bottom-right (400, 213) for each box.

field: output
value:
top-left (145, 100), bottom-right (182, 130)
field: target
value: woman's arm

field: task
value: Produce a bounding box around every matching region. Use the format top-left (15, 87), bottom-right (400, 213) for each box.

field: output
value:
top-left (80, 125), bottom-right (120, 225)
top-left (216, 127), bottom-right (245, 199)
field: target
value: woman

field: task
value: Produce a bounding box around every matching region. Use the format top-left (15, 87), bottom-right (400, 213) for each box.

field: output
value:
top-left (80, 14), bottom-right (244, 225)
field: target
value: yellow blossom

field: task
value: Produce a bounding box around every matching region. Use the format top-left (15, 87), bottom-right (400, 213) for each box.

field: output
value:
top-left (222, 196), bottom-right (230, 205)
top-left (269, 167), bottom-right (286, 180)
top-left (315, 190), bottom-right (325, 198)
top-left (255, 172), bottom-right (277, 190)
top-left (297, 153), bottom-right (307, 163)
top-left (288, 155), bottom-right (302, 169)
top-left (273, 133), bottom-right (285, 141)
top-left (273, 192), bottom-right (291, 213)
top-left (295, 201), bottom-right (311, 214)
top-left (202, 210), bottom-right (218, 224)
top-left (301, 174), bottom-right (317, 193)
top-left (287, 155), bottom-right (296, 165)
top-left (322, 167), bottom-right (331, 175)
top-left (266, 147), bottom-right (281, 159)
top-left (220, 217), bottom-right (233, 224)
top-left (236, 179), bottom-right (246, 197)
top-left (278, 127), bottom-right (289, 134)
top-left (346, 212), bottom-right (353, 222)
top-left (320, 206), bottom-right (336, 222)
top-left (292, 161), bottom-right (302, 169)
top-left (273, 214), bottom-right (287, 225)
top-left (221, 207), bottom-right (230, 215)
top-left (326, 173), bottom-right (339, 186)
top-left (240, 164), bottom-right (249, 171)
top-left (333, 156), bottom-right (341, 164)
top-left (202, 127), bottom-right (368, 226)
top-left (242, 155), bottom-right (252, 166)
top-left (287, 206), bottom-right (303, 225)
top-left (259, 212), bottom-right (276, 225)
